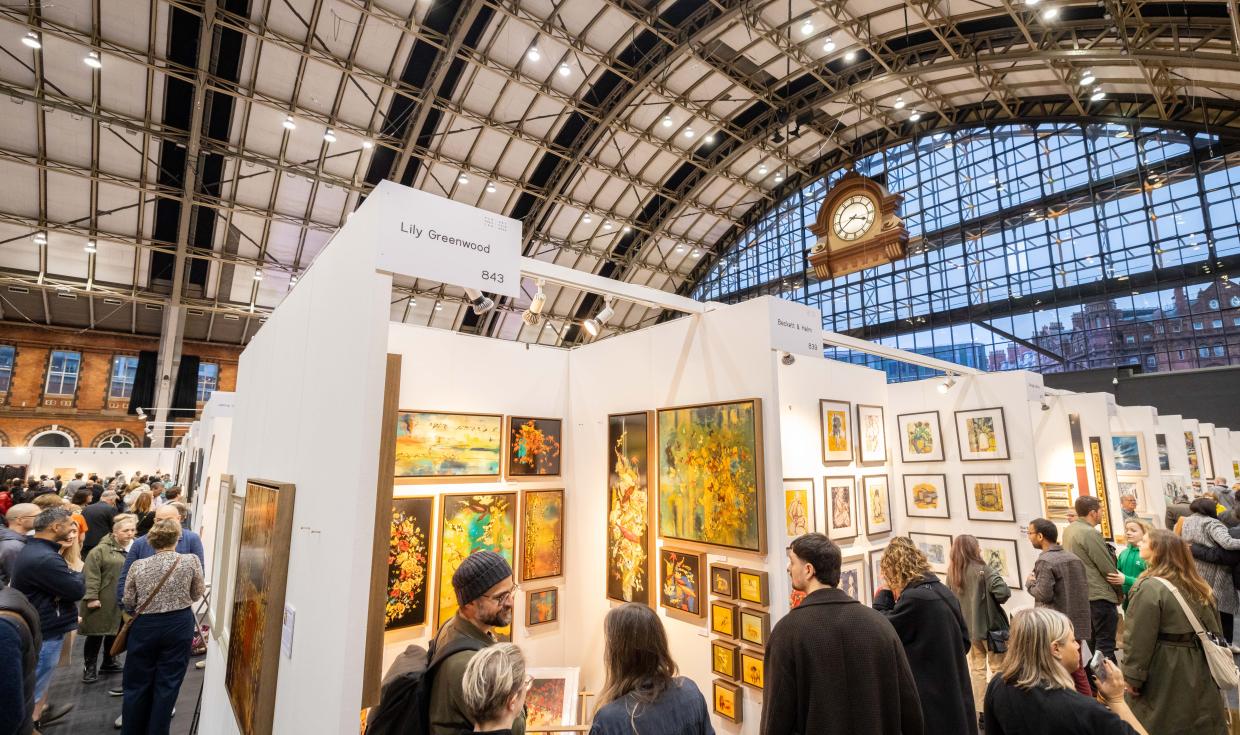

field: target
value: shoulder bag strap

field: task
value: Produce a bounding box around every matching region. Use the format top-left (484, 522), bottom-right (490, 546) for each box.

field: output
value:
top-left (1152, 576), bottom-right (1209, 637)
top-left (136, 555), bottom-right (181, 614)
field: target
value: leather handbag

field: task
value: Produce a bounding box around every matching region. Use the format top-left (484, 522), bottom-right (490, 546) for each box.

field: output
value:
top-left (1153, 576), bottom-right (1240, 689)
top-left (110, 556), bottom-right (181, 657)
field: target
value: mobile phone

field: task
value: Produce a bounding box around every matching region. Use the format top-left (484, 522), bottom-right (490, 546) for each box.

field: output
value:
top-left (1089, 650), bottom-right (1108, 681)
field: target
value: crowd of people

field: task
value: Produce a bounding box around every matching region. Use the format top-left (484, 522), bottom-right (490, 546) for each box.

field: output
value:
top-left (0, 471), bottom-right (204, 735)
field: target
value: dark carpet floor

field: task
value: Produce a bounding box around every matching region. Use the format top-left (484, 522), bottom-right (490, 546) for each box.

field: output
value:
top-left (37, 634), bottom-right (205, 734)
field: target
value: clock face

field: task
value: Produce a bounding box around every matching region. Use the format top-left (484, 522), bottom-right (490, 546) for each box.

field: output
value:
top-left (831, 194), bottom-right (877, 241)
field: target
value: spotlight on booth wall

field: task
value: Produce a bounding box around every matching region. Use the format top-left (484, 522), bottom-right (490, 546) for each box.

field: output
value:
top-left (781, 352), bottom-right (796, 366)
top-left (465, 288), bottom-right (495, 316)
top-left (582, 298), bottom-right (614, 338)
top-left (937, 375), bottom-right (957, 394)
top-left (521, 281), bottom-right (547, 327)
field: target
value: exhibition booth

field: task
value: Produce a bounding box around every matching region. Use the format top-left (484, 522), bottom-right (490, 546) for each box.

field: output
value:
top-left (195, 181), bottom-right (1240, 735)
top-left (0, 446), bottom-right (181, 481)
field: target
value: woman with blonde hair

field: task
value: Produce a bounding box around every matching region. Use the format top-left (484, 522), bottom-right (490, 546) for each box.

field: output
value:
top-left (1122, 529), bottom-right (1227, 734)
top-left (947, 534), bottom-right (1011, 724)
top-left (460, 643), bottom-right (530, 734)
top-left (131, 491), bottom-right (155, 536)
top-left (874, 537), bottom-right (975, 735)
top-left (984, 608), bottom-right (1146, 734)
top-left (1108, 517), bottom-right (1151, 610)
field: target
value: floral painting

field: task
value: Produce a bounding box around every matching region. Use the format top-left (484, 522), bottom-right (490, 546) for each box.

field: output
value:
top-left (897, 411), bottom-right (944, 462)
top-left (525, 667), bottom-right (578, 727)
top-left (658, 400), bottom-right (765, 553)
top-left (521, 489), bottom-right (563, 581)
top-left (385, 496), bottom-right (433, 630)
top-left (508, 417), bottom-right (563, 476)
top-left (435, 493), bottom-right (517, 634)
top-left (606, 413), bottom-right (652, 604)
top-left (395, 411), bottom-right (502, 479)
top-left (659, 547), bottom-right (703, 616)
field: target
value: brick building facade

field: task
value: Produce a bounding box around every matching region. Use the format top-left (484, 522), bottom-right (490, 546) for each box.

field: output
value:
top-left (0, 323), bottom-right (240, 448)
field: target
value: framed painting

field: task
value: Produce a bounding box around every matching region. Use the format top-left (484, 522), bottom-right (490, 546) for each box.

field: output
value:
top-left (862, 475), bottom-right (892, 535)
top-left (395, 411), bottom-right (503, 481)
top-left (740, 649), bottom-right (764, 690)
top-left (909, 531), bottom-right (952, 574)
top-left (1200, 437), bottom-right (1214, 478)
top-left (711, 640), bottom-right (739, 680)
top-left (736, 568), bottom-right (769, 606)
top-left (1039, 482), bottom-right (1075, 523)
top-left (903, 474), bottom-right (950, 519)
top-left (1111, 433), bottom-right (1146, 476)
top-left (1118, 479), bottom-right (1144, 508)
top-left (1089, 437), bottom-right (1118, 542)
top-left (839, 554), bottom-right (867, 604)
top-left (507, 416), bottom-right (563, 477)
top-left (711, 600), bottom-right (738, 638)
top-left (225, 480), bottom-right (297, 735)
top-left (385, 496), bottom-right (434, 631)
top-left (520, 488), bottom-right (563, 581)
top-left (526, 587), bottom-right (558, 627)
top-left (824, 476), bottom-right (857, 541)
top-left (657, 399), bottom-right (765, 553)
top-left (1155, 433), bottom-right (1170, 471)
top-left (1185, 432), bottom-right (1201, 480)
top-left (977, 537), bottom-right (1023, 590)
top-left (606, 412), bottom-right (654, 605)
top-left (435, 493), bottom-right (517, 635)
top-left (869, 547), bottom-right (887, 597)
top-left (856, 404), bottom-right (888, 463)
top-left (819, 399), bottom-right (852, 463)
top-left (954, 407), bottom-right (1010, 461)
top-left (713, 679), bottom-right (743, 723)
top-left (897, 411), bottom-right (945, 462)
top-left (783, 478), bottom-right (814, 538)
top-left (738, 607), bottom-right (770, 648)
top-left (659, 547), bottom-right (704, 617)
top-left (526, 667), bottom-right (579, 729)
top-left (964, 474), bottom-right (1016, 522)
top-left (709, 563), bottom-right (737, 598)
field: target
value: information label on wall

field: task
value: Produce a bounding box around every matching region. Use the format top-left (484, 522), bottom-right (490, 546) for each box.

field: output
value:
top-left (370, 180), bottom-right (521, 298)
top-left (281, 604), bottom-right (295, 658)
top-left (770, 298), bottom-right (823, 358)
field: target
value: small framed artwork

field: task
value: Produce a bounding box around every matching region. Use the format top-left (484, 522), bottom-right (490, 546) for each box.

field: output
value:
top-left (1111, 433), bottom-right (1146, 476)
top-left (710, 640), bottom-right (739, 680)
top-left (711, 600), bottom-right (738, 638)
top-left (819, 400), bottom-right (852, 464)
top-left (740, 649), bottom-right (764, 690)
top-left (712, 679), bottom-right (743, 723)
top-left (1155, 433), bottom-right (1170, 471)
top-left (783, 478), bottom-right (815, 537)
top-left (526, 587), bottom-right (558, 627)
top-left (954, 407), bottom-right (1010, 461)
top-left (909, 531), bottom-right (953, 574)
top-left (868, 547), bottom-right (887, 597)
top-left (526, 667), bottom-right (580, 729)
top-left (736, 568), bottom-right (769, 606)
top-left (507, 416), bottom-right (564, 477)
top-left (897, 411), bottom-right (945, 462)
top-left (824, 476), bottom-right (857, 541)
top-left (1200, 437), bottom-right (1214, 477)
top-left (964, 474), bottom-right (1016, 523)
top-left (520, 488), bottom-right (564, 581)
top-left (856, 404), bottom-right (888, 463)
top-left (1039, 482), bottom-right (1075, 522)
top-left (903, 474), bottom-right (950, 519)
top-left (839, 554), bottom-right (868, 604)
top-left (1118, 479), bottom-right (1145, 509)
top-left (861, 475), bottom-right (892, 535)
top-left (976, 537), bottom-right (1023, 590)
top-left (659, 547), bottom-right (704, 617)
top-left (738, 607), bottom-right (770, 648)
top-left (709, 563), bottom-right (737, 598)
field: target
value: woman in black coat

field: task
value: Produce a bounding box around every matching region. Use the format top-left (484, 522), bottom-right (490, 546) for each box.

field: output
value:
top-left (874, 537), bottom-right (977, 735)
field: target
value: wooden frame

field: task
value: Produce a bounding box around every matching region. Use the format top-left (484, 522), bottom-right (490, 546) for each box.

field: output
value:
top-left (736, 568), bottom-right (770, 606)
top-left (658, 546), bottom-right (705, 618)
top-left (1039, 482), bottom-right (1075, 523)
top-left (908, 531), bottom-right (953, 574)
top-left (709, 562), bottom-right (737, 598)
top-left (823, 475), bottom-right (858, 541)
top-left (1200, 436), bottom-right (1215, 478)
top-left (526, 587), bottom-right (559, 627)
top-left (434, 491), bottom-right (519, 634)
top-left (738, 607), bottom-right (770, 648)
top-left (861, 474), bottom-right (892, 535)
top-left (819, 399), bottom-right (853, 464)
top-left (856, 403), bottom-right (888, 463)
top-left (712, 679), bottom-right (744, 723)
top-left (976, 537), bottom-right (1023, 590)
top-left (896, 410), bottom-right (945, 462)
top-left (710, 599), bottom-right (738, 638)
top-left (506, 415), bottom-right (564, 478)
top-left (1089, 437), bottom-right (1118, 542)
top-left (225, 479), bottom-right (297, 735)
top-left (605, 411), bottom-right (655, 606)
top-left (963, 473), bottom-right (1017, 523)
top-left (383, 495), bottom-right (435, 632)
top-left (393, 410), bottom-right (504, 483)
top-left (783, 477), bottom-right (815, 537)
top-left (740, 649), bottom-right (765, 690)
top-left (656, 398), bottom-right (766, 554)
top-left (902, 474), bottom-right (950, 519)
top-left (839, 554), bottom-right (868, 604)
top-left (954, 407), bottom-right (1011, 461)
top-left (1111, 432), bottom-right (1147, 476)
top-left (711, 639), bottom-right (739, 680)
top-left (520, 488), bottom-right (564, 581)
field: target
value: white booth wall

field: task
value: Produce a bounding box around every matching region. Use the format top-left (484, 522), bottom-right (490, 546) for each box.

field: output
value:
top-left (1156, 413), bottom-right (1192, 494)
top-left (191, 391), bottom-right (235, 571)
top-left (0, 446), bottom-right (180, 479)
top-left (1111, 405), bottom-right (1170, 525)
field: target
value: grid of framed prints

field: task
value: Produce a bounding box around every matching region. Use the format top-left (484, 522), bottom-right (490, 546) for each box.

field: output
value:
top-left (856, 404), bottom-right (888, 463)
top-left (711, 640), bottom-right (739, 679)
top-left (739, 607), bottom-right (770, 648)
top-left (820, 400), bottom-right (853, 463)
top-left (739, 649), bottom-right (764, 690)
top-left (783, 478), bottom-right (814, 537)
top-left (976, 537), bottom-right (1023, 589)
top-left (909, 531), bottom-right (952, 574)
top-left (839, 554), bottom-right (868, 604)
top-left (861, 475), bottom-right (892, 535)
top-left (903, 474), bottom-right (950, 519)
top-left (954, 407), bottom-right (1010, 461)
top-left (963, 474), bottom-right (1016, 522)
top-left (737, 569), bottom-right (770, 606)
top-left (824, 476), bottom-right (857, 541)
top-left (896, 411), bottom-right (945, 462)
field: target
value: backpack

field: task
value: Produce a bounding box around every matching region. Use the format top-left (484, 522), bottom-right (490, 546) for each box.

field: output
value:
top-left (364, 637), bottom-right (485, 735)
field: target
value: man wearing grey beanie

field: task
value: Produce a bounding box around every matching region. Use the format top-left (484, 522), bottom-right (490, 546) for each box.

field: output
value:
top-left (428, 550), bottom-right (525, 735)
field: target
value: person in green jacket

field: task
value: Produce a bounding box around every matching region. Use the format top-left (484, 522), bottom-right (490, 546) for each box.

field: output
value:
top-left (1108, 517), bottom-right (1151, 611)
top-left (79, 514), bottom-right (137, 682)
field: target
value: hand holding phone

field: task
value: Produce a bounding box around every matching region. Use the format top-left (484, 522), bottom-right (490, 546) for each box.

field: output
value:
top-left (1090, 650), bottom-right (1108, 681)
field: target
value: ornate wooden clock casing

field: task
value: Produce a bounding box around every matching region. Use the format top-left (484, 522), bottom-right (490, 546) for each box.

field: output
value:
top-left (807, 170), bottom-right (909, 280)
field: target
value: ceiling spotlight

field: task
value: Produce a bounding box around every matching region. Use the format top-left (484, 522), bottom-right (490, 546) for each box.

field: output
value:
top-left (582, 213), bottom-right (592, 223)
top-left (936, 375), bottom-right (957, 393)
top-left (1041, 6), bottom-right (1059, 20)
top-left (800, 19), bottom-right (814, 36)
top-left (604, 220), bottom-right (613, 230)
top-left (137, 408), bottom-right (147, 420)
top-left (290, 275), bottom-right (298, 285)
top-left (683, 128), bottom-right (695, 138)
top-left (323, 129), bottom-right (337, 143)
top-left (361, 139), bottom-right (374, 149)
top-left (486, 182), bottom-right (497, 193)
top-left (282, 115), bottom-right (296, 130)
top-left (704, 132), bottom-right (716, 144)
top-left (757, 165), bottom-right (768, 175)
top-left (661, 115), bottom-right (674, 128)
top-left (558, 62), bottom-right (571, 77)
top-left (1090, 86), bottom-right (1105, 101)
top-left (622, 225), bottom-right (632, 233)
top-left (844, 50), bottom-right (856, 62)
top-left (458, 173), bottom-right (469, 184)
top-left (823, 37), bottom-right (836, 53)
top-left (894, 96), bottom-right (906, 110)
top-left (22, 32), bottom-right (41, 49)
top-left (691, 249), bottom-right (702, 258)
top-left (1026, 0), bottom-right (1040, 5)
top-left (676, 245), bottom-right (686, 253)
top-left (521, 280), bottom-right (546, 327)
top-left (774, 172), bottom-right (784, 182)
top-left (253, 269), bottom-right (264, 281)
top-left (33, 232), bottom-right (47, 245)
top-left (84, 240), bottom-right (97, 253)
top-left (84, 51), bottom-right (102, 69)
top-left (909, 110), bottom-right (921, 121)
top-left (1079, 70), bottom-right (1096, 86)
top-left (464, 287), bottom-right (495, 316)
top-left (527, 46), bottom-right (541, 62)
top-left (582, 298), bottom-right (614, 338)
top-left (435, 303), bottom-right (443, 311)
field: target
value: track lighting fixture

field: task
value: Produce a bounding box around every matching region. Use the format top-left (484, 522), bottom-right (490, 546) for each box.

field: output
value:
top-left (486, 182), bottom-right (497, 193)
top-left (937, 375), bottom-right (957, 394)
top-left (1041, 6), bottom-right (1059, 20)
top-left (253, 269), bottom-right (264, 281)
top-left (704, 132), bottom-right (716, 144)
top-left (582, 298), bottom-right (614, 338)
top-left (464, 288), bottom-right (495, 316)
top-left (909, 110), bottom-right (921, 121)
top-left (1041, 398), bottom-right (1051, 411)
top-left (894, 97), bottom-right (906, 110)
top-left (33, 232), bottom-right (47, 245)
top-left (800, 19), bottom-right (814, 36)
top-left (1079, 70), bottom-right (1096, 86)
top-left (521, 280), bottom-right (546, 327)
top-left (844, 50), bottom-right (856, 62)
top-left (458, 174), bottom-right (469, 184)
top-left (684, 128), bottom-right (695, 138)
top-left (1090, 86), bottom-right (1105, 101)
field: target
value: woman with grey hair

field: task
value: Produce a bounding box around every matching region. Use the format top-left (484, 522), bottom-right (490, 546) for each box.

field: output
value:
top-left (461, 643), bottom-right (531, 734)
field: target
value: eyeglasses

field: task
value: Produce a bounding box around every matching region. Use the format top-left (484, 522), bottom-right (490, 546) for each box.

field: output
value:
top-left (484, 584), bottom-right (519, 604)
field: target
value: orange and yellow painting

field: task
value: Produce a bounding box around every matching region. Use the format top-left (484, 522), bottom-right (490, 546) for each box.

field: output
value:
top-left (435, 493), bottom-right (517, 636)
top-left (607, 413), bottom-right (652, 604)
top-left (395, 411), bottom-right (502, 479)
top-left (508, 417), bottom-right (563, 476)
top-left (521, 489), bottom-right (563, 581)
top-left (385, 496), bottom-right (432, 630)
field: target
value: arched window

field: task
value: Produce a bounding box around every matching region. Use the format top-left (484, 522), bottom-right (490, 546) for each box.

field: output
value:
top-left (30, 430), bottom-right (73, 448)
top-left (92, 430), bottom-right (139, 449)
